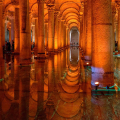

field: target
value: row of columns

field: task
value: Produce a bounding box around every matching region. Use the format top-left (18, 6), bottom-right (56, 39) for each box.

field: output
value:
top-left (0, 0), bottom-right (70, 61)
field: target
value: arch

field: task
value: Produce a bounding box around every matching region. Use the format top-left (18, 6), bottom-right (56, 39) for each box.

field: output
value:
top-left (60, 7), bottom-right (79, 17)
top-left (59, 1), bottom-right (80, 11)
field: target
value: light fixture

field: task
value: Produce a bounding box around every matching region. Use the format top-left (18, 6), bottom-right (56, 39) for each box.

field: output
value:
top-left (95, 82), bottom-right (99, 90)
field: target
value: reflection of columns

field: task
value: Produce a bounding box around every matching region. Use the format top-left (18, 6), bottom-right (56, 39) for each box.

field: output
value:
top-left (48, 57), bottom-right (54, 95)
top-left (20, 0), bottom-right (30, 60)
top-left (20, 66), bottom-right (30, 120)
top-left (0, 1), bottom-right (3, 59)
top-left (58, 17), bottom-right (61, 49)
top-left (85, 0), bottom-right (92, 61)
top-left (92, 0), bottom-right (114, 87)
top-left (54, 11), bottom-right (59, 51)
top-left (14, 56), bottom-right (19, 100)
top-left (112, 3), bottom-right (116, 52)
top-left (80, 17), bottom-right (83, 49)
top-left (14, 8), bottom-right (20, 53)
top-left (38, 0), bottom-right (45, 57)
top-left (45, 22), bottom-right (48, 50)
top-left (48, 5), bottom-right (54, 53)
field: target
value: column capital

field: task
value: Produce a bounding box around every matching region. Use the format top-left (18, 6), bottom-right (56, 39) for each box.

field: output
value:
top-left (47, 4), bottom-right (55, 11)
top-left (54, 11), bottom-right (60, 17)
top-left (112, 3), bottom-right (116, 15)
top-left (37, 0), bottom-right (45, 3)
top-left (115, 1), bottom-right (120, 10)
top-left (0, 0), bottom-right (3, 5)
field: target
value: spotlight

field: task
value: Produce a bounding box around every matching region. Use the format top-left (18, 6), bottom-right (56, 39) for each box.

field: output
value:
top-left (95, 82), bottom-right (99, 90)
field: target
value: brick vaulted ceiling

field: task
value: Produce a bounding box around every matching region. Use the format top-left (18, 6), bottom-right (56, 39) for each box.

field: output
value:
top-left (2, 0), bottom-right (117, 30)
top-left (2, 0), bottom-right (83, 30)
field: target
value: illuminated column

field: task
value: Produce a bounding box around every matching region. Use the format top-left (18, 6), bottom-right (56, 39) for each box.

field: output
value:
top-left (32, 25), bottom-right (35, 43)
top-left (34, 18), bottom-right (38, 55)
top-left (112, 3), bottom-right (116, 52)
top-left (48, 5), bottom-right (55, 53)
top-left (58, 17), bottom-right (61, 50)
top-left (14, 8), bottom-right (20, 53)
top-left (92, 0), bottom-right (114, 87)
top-left (38, 0), bottom-right (45, 57)
top-left (66, 26), bottom-right (68, 47)
top-left (11, 18), bottom-right (14, 44)
top-left (116, 2), bottom-right (120, 53)
top-left (82, 1), bottom-right (87, 53)
top-left (68, 28), bottom-right (70, 46)
top-left (2, 13), bottom-right (5, 47)
top-left (20, 0), bottom-right (30, 60)
top-left (116, 22), bottom-right (118, 50)
top-left (64, 23), bottom-right (67, 47)
top-left (80, 15), bottom-right (83, 49)
top-left (54, 11), bottom-right (59, 51)
top-left (0, 0), bottom-right (3, 59)
top-left (85, 0), bottom-right (92, 61)
top-left (61, 20), bottom-right (64, 48)
top-left (45, 22), bottom-right (48, 50)
top-left (8, 27), bottom-right (11, 44)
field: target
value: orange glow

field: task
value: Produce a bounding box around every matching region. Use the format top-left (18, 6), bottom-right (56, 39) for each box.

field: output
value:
top-left (95, 82), bottom-right (99, 85)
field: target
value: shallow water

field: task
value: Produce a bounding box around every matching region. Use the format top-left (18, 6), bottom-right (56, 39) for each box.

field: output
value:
top-left (0, 47), bottom-right (120, 120)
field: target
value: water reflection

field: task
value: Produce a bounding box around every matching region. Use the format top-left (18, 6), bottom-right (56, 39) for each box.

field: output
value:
top-left (0, 47), bottom-right (120, 119)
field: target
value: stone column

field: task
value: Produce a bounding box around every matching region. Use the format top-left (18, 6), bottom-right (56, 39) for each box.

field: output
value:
top-left (11, 18), bottom-right (14, 44)
top-left (58, 17), bottom-right (61, 50)
top-left (83, 1), bottom-right (87, 53)
top-left (45, 22), bottom-right (48, 50)
top-left (34, 18), bottom-right (38, 55)
top-left (116, 2), bottom-right (120, 53)
top-left (54, 11), bottom-right (59, 51)
top-left (14, 8), bottom-right (20, 54)
top-left (2, 13), bottom-right (5, 48)
top-left (68, 28), bottom-right (70, 46)
top-left (9, 26), bottom-right (11, 44)
top-left (0, 0), bottom-right (3, 59)
top-left (47, 5), bottom-right (55, 53)
top-left (61, 20), bottom-right (64, 48)
top-left (112, 3), bottom-right (116, 52)
top-left (85, 0), bottom-right (92, 61)
top-left (20, 0), bottom-right (30, 60)
top-left (91, 0), bottom-right (114, 87)
top-left (38, 0), bottom-right (45, 57)
top-left (64, 23), bottom-right (67, 47)
top-left (66, 26), bottom-right (68, 47)
top-left (32, 25), bottom-right (35, 43)
top-left (80, 16), bottom-right (83, 49)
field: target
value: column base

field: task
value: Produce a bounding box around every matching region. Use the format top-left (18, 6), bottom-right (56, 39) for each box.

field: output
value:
top-left (85, 56), bottom-right (91, 61)
top-left (91, 68), bottom-right (114, 87)
top-left (34, 53), bottom-right (46, 59)
top-left (12, 52), bottom-right (20, 55)
top-left (47, 51), bottom-right (55, 55)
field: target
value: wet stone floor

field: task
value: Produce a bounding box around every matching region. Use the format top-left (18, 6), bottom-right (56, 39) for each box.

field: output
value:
top-left (0, 47), bottom-right (120, 120)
